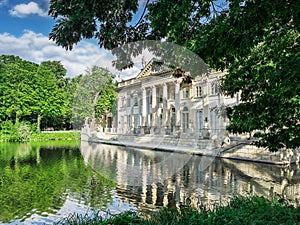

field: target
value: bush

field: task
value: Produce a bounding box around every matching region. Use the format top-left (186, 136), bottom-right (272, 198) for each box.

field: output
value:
top-left (17, 122), bottom-right (32, 141)
top-left (0, 121), bottom-right (32, 141)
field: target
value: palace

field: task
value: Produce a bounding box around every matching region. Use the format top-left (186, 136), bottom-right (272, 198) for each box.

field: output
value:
top-left (115, 59), bottom-right (239, 140)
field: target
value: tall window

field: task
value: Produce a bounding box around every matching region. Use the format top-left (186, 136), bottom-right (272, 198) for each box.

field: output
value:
top-left (211, 82), bottom-right (219, 95)
top-left (170, 107), bottom-right (176, 131)
top-left (126, 97), bottom-right (131, 107)
top-left (158, 109), bottom-right (164, 126)
top-left (133, 96), bottom-right (138, 106)
top-left (127, 115), bottom-right (131, 127)
top-left (168, 86), bottom-right (175, 100)
top-left (182, 87), bottom-right (189, 99)
top-left (147, 91), bottom-right (152, 114)
top-left (121, 98), bottom-right (125, 108)
top-left (155, 87), bottom-right (162, 104)
top-left (195, 86), bottom-right (202, 98)
top-left (182, 107), bottom-right (189, 133)
top-left (134, 115), bottom-right (139, 127)
top-left (195, 110), bottom-right (203, 132)
top-left (159, 93), bottom-right (163, 103)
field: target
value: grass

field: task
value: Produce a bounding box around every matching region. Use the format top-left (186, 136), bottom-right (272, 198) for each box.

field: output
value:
top-left (55, 211), bottom-right (143, 225)
top-left (54, 196), bottom-right (300, 225)
top-left (0, 131), bottom-right (80, 142)
top-left (30, 131), bottom-right (80, 141)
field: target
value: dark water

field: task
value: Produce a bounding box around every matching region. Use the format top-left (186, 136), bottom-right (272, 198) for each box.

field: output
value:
top-left (1, 141), bottom-right (300, 224)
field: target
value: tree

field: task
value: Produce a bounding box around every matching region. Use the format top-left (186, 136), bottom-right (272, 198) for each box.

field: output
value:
top-left (40, 61), bottom-right (67, 88)
top-left (49, 0), bottom-right (300, 151)
top-left (72, 66), bottom-right (114, 129)
top-left (95, 77), bottom-right (117, 128)
top-left (39, 61), bottom-right (72, 130)
top-left (31, 66), bottom-right (65, 132)
top-left (0, 55), bottom-right (38, 124)
top-left (0, 55), bottom-right (66, 132)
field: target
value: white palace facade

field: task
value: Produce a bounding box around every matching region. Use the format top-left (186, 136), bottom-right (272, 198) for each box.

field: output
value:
top-left (115, 59), bottom-right (239, 139)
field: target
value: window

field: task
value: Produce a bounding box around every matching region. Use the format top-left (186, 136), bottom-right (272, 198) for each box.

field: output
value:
top-left (134, 115), bottom-right (140, 127)
top-left (182, 107), bottom-right (189, 133)
top-left (211, 82), bottom-right (219, 95)
top-left (159, 109), bottom-right (163, 126)
top-left (126, 97), bottom-right (131, 107)
top-left (149, 93), bottom-right (152, 105)
top-left (127, 115), bottom-right (131, 126)
top-left (168, 86), bottom-right (175, 100)
top-left (195, 110), bottom-right (203, 132)
top-left (195, 86), bottom-right (202, 98)
top-left (159, 93), bottom-right (163, 103)
top-left (121, 98), bottom-right (125, 108)
top-left (182, 87), bottom-right (189, 98)
top-left (133, 96), bottom-right (138, 106)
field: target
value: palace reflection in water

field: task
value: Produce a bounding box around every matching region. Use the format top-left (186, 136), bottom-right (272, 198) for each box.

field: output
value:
top-left (81, 142), bottom-right (300, 214)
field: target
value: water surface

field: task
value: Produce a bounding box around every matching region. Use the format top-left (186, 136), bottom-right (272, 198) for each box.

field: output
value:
top-left (1, 141), bottom-right (300, 224)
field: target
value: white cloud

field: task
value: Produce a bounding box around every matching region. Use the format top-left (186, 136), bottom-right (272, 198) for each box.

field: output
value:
top-left (9, 1), bottom-right (47, 17)
top-left (0, 30), bottom-right (117, 78)
top-left (0, 0), bottom-right (8, 7)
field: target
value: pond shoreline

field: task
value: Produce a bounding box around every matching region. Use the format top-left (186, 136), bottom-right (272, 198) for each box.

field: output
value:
top-left (82, 132), bottom-right (300, 165)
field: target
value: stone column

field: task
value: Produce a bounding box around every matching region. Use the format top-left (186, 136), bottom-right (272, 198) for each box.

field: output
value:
top-left (175, 83), bottom-right (181, 127)
top-left (152, 85), bottom-right (157, 127)
top-left (163, 83), bottom-right (168, 128)
top-left (141, 87), bottom-right (147, 135)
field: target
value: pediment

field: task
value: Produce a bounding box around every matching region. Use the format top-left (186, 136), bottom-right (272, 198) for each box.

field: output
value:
top-left (136, 59), bottom-right (170, 79)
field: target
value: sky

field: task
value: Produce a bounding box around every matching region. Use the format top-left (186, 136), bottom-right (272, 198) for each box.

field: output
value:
top-left (0, 0), bottom-right (137, 78)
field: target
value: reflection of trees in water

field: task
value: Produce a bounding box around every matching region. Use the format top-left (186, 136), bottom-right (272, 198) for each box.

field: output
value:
top-left (0, 142), bottom-right (115, 223)
top-left (81, 142), bottom-right (300, 214)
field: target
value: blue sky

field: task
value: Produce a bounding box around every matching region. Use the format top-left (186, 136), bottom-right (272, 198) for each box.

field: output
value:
top-left (0, 0), bottom-right (121, 77)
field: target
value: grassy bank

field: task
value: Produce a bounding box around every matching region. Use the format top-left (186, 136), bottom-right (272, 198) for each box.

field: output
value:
top-left (55, 196), bottom-right (300, 225)
top-left (30, 131), bottom-right (80, 141)
top-left (0, 131), bottom-right (80, 142)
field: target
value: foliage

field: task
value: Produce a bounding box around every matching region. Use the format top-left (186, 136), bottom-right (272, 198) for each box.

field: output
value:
top-left (0, 55), bottom-right (38, 124)
top-left (49, 0), bottom-right (300, 151)
top-left (40, 60), bottom-right (67, 88)
top-left (55, 196), bottom-right (300, 225)
top-left (16, 122), bottom-right (32, 141)
top-left (0, 55), bottom-right (118, 137)
top-left (0, 55), bottom-right (111, 133)
top-left (95, 77), bottom-right (117, 127)
top-left (0, 121), bottom-right (32, 142)
top-left (49, 0), bottom-right (141, 51)
top-left (72, 66), bottom-right (115, 129)
top-left (0, 55), bottom-right (67, 132)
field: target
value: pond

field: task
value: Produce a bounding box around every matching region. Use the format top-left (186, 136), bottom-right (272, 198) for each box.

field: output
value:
top-left (1, 140), bottom-right (300, 224)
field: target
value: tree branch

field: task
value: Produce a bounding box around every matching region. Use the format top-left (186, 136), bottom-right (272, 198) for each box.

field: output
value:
top-left (133, 0), bottom-right (150, 28)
